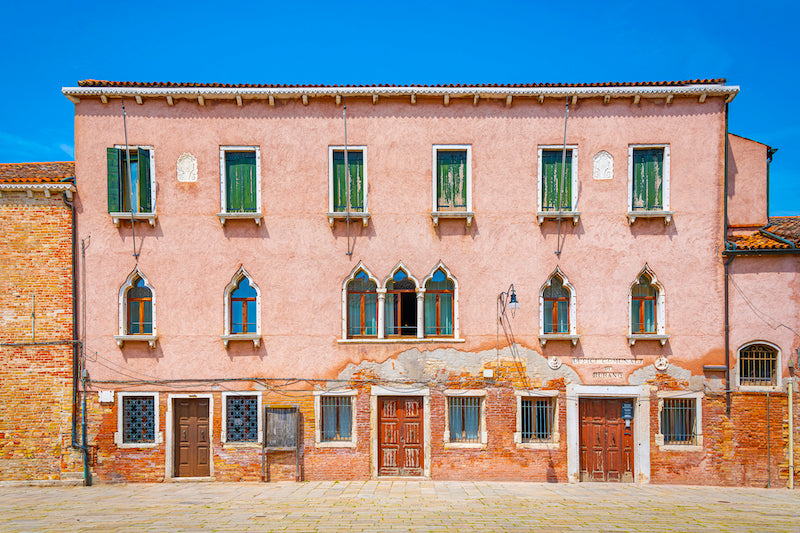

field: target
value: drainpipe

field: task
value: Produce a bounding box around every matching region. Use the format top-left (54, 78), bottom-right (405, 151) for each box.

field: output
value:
top-left (789, 375), bottom-right (794, 489)
top-left (723, 102), bottom-right (732, 417)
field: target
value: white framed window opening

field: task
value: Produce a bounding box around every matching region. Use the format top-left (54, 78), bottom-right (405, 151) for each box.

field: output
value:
top-left (314, 390), bottom-right (358, 448)
top-left (655, 390), bottom-right (703, 450)
top-left (221, 392), bottom-right (263, 444)
top-left (443, 390), bottom-right (487, 449)
top-left (114, 392), bottom-right (161, 448)
top-left (514, 390), bottom-right (559, 449)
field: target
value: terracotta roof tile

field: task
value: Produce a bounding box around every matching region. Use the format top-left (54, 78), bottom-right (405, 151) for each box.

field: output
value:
top-left (729, 216), bottom-right (800, 250)
top-left (0, 162), bottom-right (75, 184)
top-left (77, 79), bottom-right (728, 89)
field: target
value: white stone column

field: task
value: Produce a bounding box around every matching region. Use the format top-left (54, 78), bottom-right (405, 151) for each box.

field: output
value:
top-left (416, 289), bottom-right (425, 339)
top-left (376, 288), bottom-right (386, 340)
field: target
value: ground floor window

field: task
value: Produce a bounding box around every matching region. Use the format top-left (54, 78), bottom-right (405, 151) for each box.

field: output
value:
top-left (314, 390), bottom-right (357, 447)
top-left (444, 392), bottom-right (486, 446)
top-left (225, 395), bottom-right (259, 443)
top-left (660, 399), bottom-right (697, 445)
top-left (521, 397), bottom-right (555, 442)
top-left (122, 395), bottom-right (155, 444)
top-left (739, 343), bottom-right (779, 387)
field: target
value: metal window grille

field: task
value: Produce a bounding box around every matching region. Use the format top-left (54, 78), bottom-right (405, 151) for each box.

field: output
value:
top-left (661, 399), bottom-right (697, 445)
top-left (740, 344), bottom-right (777, 386)
top-left (448, 396), bottom-right (481, 443)
top-left (321, 396), bottom-right (352, 442)
top-left (226, 396), bottom-right (258, 442)
top-left (521, 397), bottom-right (555, 442)
top-left (122, 396), bottom-right (155, 443)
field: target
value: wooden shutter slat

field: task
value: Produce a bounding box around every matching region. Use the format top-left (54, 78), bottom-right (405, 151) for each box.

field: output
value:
top-left (107, 147), bottom-right (121, 213)
top-left (137, 148), bottom-right (151, 212)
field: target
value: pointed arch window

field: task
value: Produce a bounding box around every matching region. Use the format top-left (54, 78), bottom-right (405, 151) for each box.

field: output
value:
top-left (627, 266), bottom-right (668, 345)
top-left (385, 269), bottom-right (418, 337)
top-left (538, 268), bottom-right (578, 346)
top-left (347, 270), bottom-right (378, 337)
top-left (424, 268), bottom-right (454, 337)
top-left (115, 268), bottom-right (157, 348)
top-left (222, 268), bottom-right (261, 347)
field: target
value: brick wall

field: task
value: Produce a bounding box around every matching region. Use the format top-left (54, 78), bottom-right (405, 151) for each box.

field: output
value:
top-left (0, 192), bottom-right (81, 479)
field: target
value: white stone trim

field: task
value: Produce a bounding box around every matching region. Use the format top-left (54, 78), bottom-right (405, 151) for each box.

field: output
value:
top-left (443, 390), bottom-right (487, 449)
top-left (221, 391), bottom-right (263, 444)
top-left (627, 144), bottom-right (671, 224)
top-left (314, 389), bottom-right (358, 448)
top-left (565, 384), bottom-right (650, 484)
top-left (382, 262), bottom-right (423, 339)
top-left (627, 264), bottom-right (667, 341)
top-left (218, 146), bottom-right (262, 224)
top-left (114, 391), bottom-right (161, 448)
top-left (327, 145), bottom-right (369, 226)
top-left (165, 393), bottom-right (214, 479)
top-left (539, 266), bottom-right (578, 342)
top-left (655, 390), bottom-right (703, 451)
top-left (114, 266), bottom-right (157, 348)
top-left (342, 262), bottom-right (381, 340)
top-left (537, 145), bottom-right (578, 219)
top-left (421, 262), bottom-right (460, 339)
top-left (431, 144), bottom-right (473, 226)
top-left (735, 340), bottom-right (783, 392)
top-left (370, 386), bottom-right (431, 478)
top-left (514, 390), bottom-right (560, 450)
top-left (221, 266), bottom-right (262, 347)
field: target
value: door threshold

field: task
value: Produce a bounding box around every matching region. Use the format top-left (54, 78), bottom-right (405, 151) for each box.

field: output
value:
top-left (167, 476), bottom-right (217, 482)
top-left (373, 476), bottom-right (431, 481)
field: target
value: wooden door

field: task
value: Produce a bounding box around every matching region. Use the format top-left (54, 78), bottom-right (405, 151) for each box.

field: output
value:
top-left (579, 398), bottom-right (634, 482)
top-left (378, 396), bottom-right (423, 476)
top-left (174, 398), bottom-right (210, 477)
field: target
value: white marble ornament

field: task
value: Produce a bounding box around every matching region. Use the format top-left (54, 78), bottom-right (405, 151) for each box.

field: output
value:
top-left (177, 153), bottom-right (198, 182)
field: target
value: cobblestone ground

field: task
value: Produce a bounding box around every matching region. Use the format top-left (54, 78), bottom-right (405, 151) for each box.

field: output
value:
top-left (0, 481), bottom-right (798, 532)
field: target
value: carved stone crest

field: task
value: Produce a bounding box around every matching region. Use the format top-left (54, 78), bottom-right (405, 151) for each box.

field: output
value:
top-left (177, 153), bottom-right (198, 182)
top-left (593, 150), bottom-right (613, 180)
top-left (654, 356), bottom-right (669, 371)
top-left (548, 356), bottom-right (562, 370)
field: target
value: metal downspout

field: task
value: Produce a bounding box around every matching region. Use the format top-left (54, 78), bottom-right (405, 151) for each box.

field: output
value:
top-left (723, 102), bottom-right (731, 417)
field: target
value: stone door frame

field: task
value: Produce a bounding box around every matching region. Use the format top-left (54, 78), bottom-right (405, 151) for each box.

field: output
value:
top-left (370, 386), bottom-right (431, 478)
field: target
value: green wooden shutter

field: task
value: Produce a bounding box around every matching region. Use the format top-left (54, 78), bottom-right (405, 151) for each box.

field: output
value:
top-left (349, 151), bottom-right (363, 212)
top-left (561, 152), bottom-right (572, 210)
top-left (137, 148), bottom-right (151, 213)
top-left (453, 151), bottom-right (466, 209)
top-left (542, 150), bottom-right (572, 211)
top-left (436, 151), bottom-right (451, 210)
top-left (225, 152), bottom-right (256, 212)
top-left (107, 148), bottom-right (121, 213)
top-left (633, 149), bottom-right (663, 210)
top-left (437, 151), bottom-right (465, 210)
top-left (333, 151), bottom-right (345, 211)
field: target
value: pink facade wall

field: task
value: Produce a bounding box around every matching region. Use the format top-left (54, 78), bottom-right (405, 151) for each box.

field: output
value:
top-left (727, 133), bottom-right (770, 228)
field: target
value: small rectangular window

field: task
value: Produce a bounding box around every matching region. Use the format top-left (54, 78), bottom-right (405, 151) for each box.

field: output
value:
top-left (320, 396), bottom-right (352, 442)
top-left (332, 150), bottom-right (365, 212)
top-left (107, 147), bottom-right (153, 214)
top-left (224, 151), bottom-right (257, 213)
top-left (436, 150), bottom-right (468, 211)
top-left (448, 396), bottom-right (481, 443)
top-left (122, 395), bottom-right (155, 444)
top-left (521, 397), bottom-right (555, 443)
top-left (540, 149), bottom-right (573, 211)
top-left (226, 396), bottom-right (259, 442)
top-left (631, 148), bottom-right (664, 211)
top-left (661, 398), bottom-right (697, 445)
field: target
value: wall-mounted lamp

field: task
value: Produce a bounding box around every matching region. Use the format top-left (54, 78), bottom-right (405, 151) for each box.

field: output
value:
top-left (498, 284), bottom-right (520, 319)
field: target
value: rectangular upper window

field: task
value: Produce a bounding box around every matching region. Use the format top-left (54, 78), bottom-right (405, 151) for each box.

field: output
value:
top-left (220, 147), bottom-right (260, 214)
top-left (629, 145), bottom-right (670, 212)
top-left (538, 147), bottom-right (577, 212)
top-left (329, 147), bottom-right (367, 213)
top-left (435, 147), bottom-right (469, 211)
top-left (107, 146), bottom-right (155, 214)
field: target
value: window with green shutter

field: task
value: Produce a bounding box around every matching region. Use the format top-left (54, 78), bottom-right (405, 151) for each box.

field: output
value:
top-left (332, 150), bottom-right (364, 212)
top-left (225, 151), bottom-right (257, 213)
top-left (436, 150), bottom-right (468, 211)
top-left (106, 147), bottom-right (153, 213)
top-left (541, 149), bottom-right (573, 211)
top-left (631, 148), bottom-right (664, 211)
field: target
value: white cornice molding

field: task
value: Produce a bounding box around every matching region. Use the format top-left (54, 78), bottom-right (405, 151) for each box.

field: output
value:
top-left (0, 183), bottom-right (75, 191)
top-left (62, 84), bottom-right (739, 103)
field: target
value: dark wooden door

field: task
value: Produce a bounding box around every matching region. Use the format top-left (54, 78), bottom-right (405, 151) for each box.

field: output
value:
top-left (579, 398), bottom-right (634, 482)
top-left (378, 396), bottom-right (423, 476)
top-left (174, 398), bottom-right (210, 477)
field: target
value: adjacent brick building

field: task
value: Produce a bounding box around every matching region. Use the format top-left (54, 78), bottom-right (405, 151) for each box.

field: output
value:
top-left (61, 79), bottom-right (799, 486)
top-left (0, 162), bottom-right (81, 480)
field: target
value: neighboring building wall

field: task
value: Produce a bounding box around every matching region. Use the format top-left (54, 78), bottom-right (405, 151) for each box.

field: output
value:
top-left (727, 134), bottom-right (770, 228)
top-left (0, 166), bottom-right (80, 480)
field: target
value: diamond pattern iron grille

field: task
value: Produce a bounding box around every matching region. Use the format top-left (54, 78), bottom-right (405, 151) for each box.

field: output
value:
top-left (227, 396), bottom-right (258, 442)
top-left (122, 396), bottom-right (155, 443)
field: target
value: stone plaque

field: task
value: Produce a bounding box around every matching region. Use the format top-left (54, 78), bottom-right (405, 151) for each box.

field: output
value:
top-left (548, 356), bottom-right (562, 370)
top-left (654, 356), bottom-right (669, 371)
top-left (177, 153), bottom-right (198, 182)
top-left (593, 150), bottom-right (613, 180)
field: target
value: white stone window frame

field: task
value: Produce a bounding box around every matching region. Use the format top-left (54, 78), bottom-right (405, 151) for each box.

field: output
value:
top-left (114, 391), bottom-right (161, 448)
top-left (110, 144), bottom-right (157, 226)
top-left (655, 390), bottom-right (703, 451)
top-left (314, 389), bottom-right (358, 448)
top-left (221, 266), bottom-right (262, 348)
top-left (627, 144), bottom-right (673, 224)
top-left (514, 389), bottom-right (560, 450)
top-left (431, 144), bottom-right (474, 227)
top-left (443, 389), bottom-right (487, 450)
top-left (221, 391), bottom-right (263, 446)
top-left (217, 145), bottom-right (262, 225)
top-left (736, 340), bottom-right (782, 392)
top-left (114, 266), bottom-right (157, 348)
top-left (536, 145), bottom-right (580, 225)
top-left (420, 261), bottom-right (461, 340)
top-left (538, 266), bottom-right (579, 346)
top-left (627, 264), bottom-right (669, 346)
top-left (327, 145), bottom-right (369, 227)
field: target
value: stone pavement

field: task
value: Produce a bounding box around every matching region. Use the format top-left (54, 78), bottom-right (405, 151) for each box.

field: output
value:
top-left (0, 481), bottom-right (798, 532)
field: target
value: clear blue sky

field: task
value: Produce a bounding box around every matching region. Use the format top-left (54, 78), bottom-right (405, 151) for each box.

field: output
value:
top-left (1, 0), bottom-right (796, 215)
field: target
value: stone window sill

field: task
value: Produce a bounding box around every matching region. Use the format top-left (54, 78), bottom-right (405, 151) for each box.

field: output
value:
top-left (431, 211), bottom-right (474, 227)
top-left (539, 333), bottom-right (580, 346)
top-left (110, 212), bottom-right (157, 227)
top-left (327, 212), bottom-right (370, 227)
top-left (222, 442), bottom-right (262, 449)
top-left (217, 212), bottom-right (262, 226)
top-left (627, 334), bottom-right (669, 346)
top-left (337, 337), bottom-right (465, 344)
top-left (221, 334), bottom-right (261, 348)
top-left (114, 334), bottom-right (158, 348)
top-left (627, 210), bottom-right (674, 225)
top-left (537, 211), bottom-right (580, 225)
top-left (315, 440), bottom-right (357, 449)
top-left (444, 442), bottom-right (487, 450)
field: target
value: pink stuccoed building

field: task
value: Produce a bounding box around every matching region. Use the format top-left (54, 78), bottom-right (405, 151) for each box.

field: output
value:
top-left (62, 79), bottom-right (799, 485)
